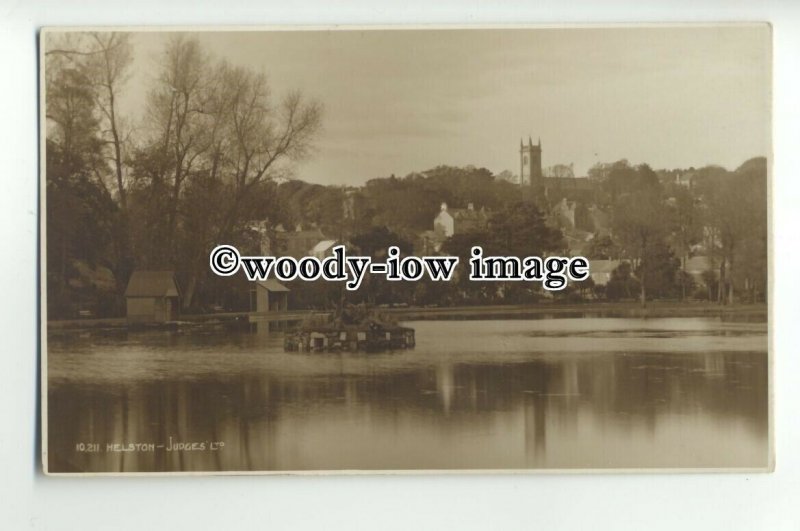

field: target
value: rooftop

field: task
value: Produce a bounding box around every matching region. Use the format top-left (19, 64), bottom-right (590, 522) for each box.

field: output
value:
top-left (124, 271), bottom-right (179, 298)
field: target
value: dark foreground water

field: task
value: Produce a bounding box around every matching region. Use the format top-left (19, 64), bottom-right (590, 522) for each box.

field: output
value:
top-left (46, 316), bottom-right (769, 472)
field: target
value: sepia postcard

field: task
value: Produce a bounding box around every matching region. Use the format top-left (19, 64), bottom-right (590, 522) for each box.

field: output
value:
top-left (40, 25), bottom-right (772, 474)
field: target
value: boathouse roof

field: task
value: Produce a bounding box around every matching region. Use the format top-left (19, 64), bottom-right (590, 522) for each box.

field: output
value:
top-left (124, 271), bottom-right (180, 298)
top-left (256, 278), bottom-right (290, 292)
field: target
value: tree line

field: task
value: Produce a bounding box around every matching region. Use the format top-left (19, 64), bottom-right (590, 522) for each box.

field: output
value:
top-left (45, 32), bottom-right (767, 318)
top-left (587, 158), bottom-right (767, 307)
top-left (280, 158), bottom-right (766, 309)
top-left (46, 33), bottom-right (321, 318)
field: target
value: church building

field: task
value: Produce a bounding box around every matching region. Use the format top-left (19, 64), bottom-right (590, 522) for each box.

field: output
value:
top-left (519, 136), bottom-right (595, 204)
top-left (519, 136), bottom-right (543, 185)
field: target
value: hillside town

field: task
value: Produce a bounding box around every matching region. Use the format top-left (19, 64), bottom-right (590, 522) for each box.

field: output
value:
top-left (45, 34), bottom-right (767, 323)
top-left (236, 143), bottom-right (765, 315)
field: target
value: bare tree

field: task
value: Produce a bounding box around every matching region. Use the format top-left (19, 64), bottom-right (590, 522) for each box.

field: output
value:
top-left (132, 37), bottom-right (322, 307)
top-left (85, 32), bottom-right (133, 208)
top-left (138, 36), bottom-right (214, 261)
top-left (45, 33), bottom-right (133, 204)
top-left (214, 63), bottom-right (323, 240)
top-left (187, 64), bottom-right (321, 308)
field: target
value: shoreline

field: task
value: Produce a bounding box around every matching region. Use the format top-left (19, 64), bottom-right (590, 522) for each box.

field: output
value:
top-left (389, 301), bottom-right (767, 321)
top-left (46, 301), bottom-right (767, 332)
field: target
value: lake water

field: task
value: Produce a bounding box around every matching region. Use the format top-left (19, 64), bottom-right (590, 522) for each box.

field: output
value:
top-left (46, 315), bottom-right (769, 472)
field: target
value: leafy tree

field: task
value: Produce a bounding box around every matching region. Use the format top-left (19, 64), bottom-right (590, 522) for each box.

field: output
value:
top-left (351, 226), bottom-right (413, 257)
top-left (599, 161), bottom-right (659, 207)
top-left (605, 262), bottom-right (640, 301)
top-left (666, 185), bottom-right (702, 299)
top-left (697, 157), bottom-right (767, 304)
top-left (351, 226), bottom-right (414, 305)
top-left (486, 201), bottom-right (564, 257)
top-left (439, 202), bottom-right (563, 305)
top-left (636, 241), bottom-right (680, 299)
top-left (441, 229), bottom-right (492, 302)
top-left (612, 185), bottom-right (668, 307)
top-left (584, 234), bottom-right (618, 260)
top-left (359, 165), bottom-right (521, 240)
top-left (544, 163), bottom-right (575, 178)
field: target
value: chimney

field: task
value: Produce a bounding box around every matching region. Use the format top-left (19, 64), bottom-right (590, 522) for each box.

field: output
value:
top-left (467, 202), bottom-right (474, 211)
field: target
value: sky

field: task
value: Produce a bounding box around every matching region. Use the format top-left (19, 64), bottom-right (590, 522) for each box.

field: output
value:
top-left (117, 26), bottom-right (771, 185)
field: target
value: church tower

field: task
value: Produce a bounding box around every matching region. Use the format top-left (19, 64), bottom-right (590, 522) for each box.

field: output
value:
top-left (519, 136), bottom-right (542, 186)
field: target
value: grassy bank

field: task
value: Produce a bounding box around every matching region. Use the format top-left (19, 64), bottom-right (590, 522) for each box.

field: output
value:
top-left (385, 301), bottom-right (767, 321)
top-left (47, 300), bottom-right (767, 332)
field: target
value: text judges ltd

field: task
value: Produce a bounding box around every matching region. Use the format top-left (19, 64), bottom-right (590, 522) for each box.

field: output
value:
top-left (209, 244), bottom-right (590, 291)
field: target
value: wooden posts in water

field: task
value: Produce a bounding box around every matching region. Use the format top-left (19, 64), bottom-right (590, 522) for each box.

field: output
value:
top-left (284, 324), bottom-right (415, 353)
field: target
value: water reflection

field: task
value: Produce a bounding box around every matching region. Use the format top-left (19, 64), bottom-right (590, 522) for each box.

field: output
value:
top-left (47, 317), bottom-right (768, 472)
